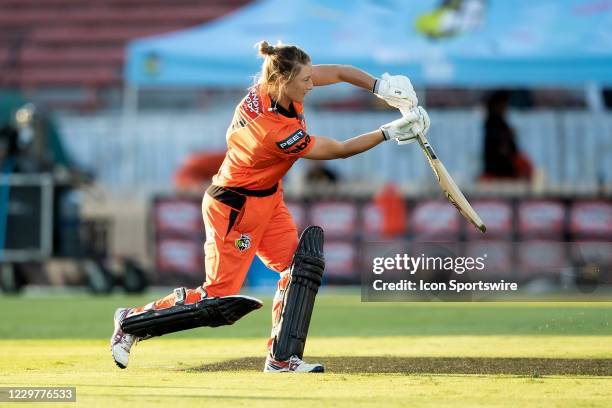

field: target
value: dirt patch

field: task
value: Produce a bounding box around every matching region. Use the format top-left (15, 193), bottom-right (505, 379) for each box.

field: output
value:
top-left (192, 357), bottom-right (612, 376)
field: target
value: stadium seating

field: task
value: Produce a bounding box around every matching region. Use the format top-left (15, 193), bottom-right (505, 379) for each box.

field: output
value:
top-left (0, 0), bottom-right (251, 108)
top-left (150, 194), bottom-right (612, 286)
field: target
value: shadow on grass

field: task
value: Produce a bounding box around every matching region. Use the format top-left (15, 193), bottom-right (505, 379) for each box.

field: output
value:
top-left (188, 356), bottom-right (612, 376)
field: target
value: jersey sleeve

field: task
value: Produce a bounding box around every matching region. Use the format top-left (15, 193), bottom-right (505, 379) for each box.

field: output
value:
top-left (268, 124), bottom-right (315, 159)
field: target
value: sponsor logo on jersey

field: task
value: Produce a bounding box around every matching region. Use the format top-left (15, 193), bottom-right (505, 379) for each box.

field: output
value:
top-left (242, 89), bottom-right (261, 120)
top-left (276, 129), bottom-right (311, 154)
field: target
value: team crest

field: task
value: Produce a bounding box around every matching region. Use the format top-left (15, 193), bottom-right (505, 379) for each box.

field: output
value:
top-left (235, 233), bottom-right (251, 252)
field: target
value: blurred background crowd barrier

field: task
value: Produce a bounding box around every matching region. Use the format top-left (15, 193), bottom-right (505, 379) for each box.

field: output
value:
top-left (0, 0), bottom-right (611, 294)
top-left (57, 109), bottom-right (612, 193)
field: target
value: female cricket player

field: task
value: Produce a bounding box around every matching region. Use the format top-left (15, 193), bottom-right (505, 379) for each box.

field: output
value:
top-left (111, 41), bottom-right (430, 372)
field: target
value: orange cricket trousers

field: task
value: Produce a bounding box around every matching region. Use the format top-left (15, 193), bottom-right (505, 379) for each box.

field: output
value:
top-left (131, 183), bottom-right (297, 326)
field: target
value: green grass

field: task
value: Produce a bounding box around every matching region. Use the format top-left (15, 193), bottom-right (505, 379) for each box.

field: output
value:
top-left (1, 344), bottom-right (610, 408)
top-left (0, 291), bottom-right (610, 407)
top-left (1, 290), bottom-right (610, 339)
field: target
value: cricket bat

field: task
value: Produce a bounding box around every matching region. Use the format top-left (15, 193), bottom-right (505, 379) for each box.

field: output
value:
top-left (415, 133), bottom-right (486, 233)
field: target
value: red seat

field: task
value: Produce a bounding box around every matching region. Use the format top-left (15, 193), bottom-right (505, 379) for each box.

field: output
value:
top-left (0, 6), bottom-right (236, 27)
top-left (29, 26), bottom-right (188, 45)
top-left (0, 0), bottom-right (252, 108)
top-left (20, 47), bottom-right (125, 64)
top-left (7, 66), bottom-right (117, 87)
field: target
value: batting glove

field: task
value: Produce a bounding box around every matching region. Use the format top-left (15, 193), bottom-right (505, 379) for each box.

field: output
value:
top-left (381, 106), bottom-right (430, 145)
top-left (373, 73), bottom-right (418, 110)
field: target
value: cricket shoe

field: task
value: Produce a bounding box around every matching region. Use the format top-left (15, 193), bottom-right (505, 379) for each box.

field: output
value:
top-left (110, 307), bottom-right (139, 369)
top-left (263, 355), bottom-right (324, 373)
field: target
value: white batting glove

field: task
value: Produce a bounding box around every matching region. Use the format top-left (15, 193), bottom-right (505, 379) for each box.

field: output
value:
top-left (373, 73), bottom-right (418, 110)
top-left (381, 106), bottom-right (430, 145)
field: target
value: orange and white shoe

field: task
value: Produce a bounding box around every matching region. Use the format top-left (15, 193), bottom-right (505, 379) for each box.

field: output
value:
top-left (110, 308), bottom-right (139, 369)
top-left (263, 355), bottom-right (324, 373)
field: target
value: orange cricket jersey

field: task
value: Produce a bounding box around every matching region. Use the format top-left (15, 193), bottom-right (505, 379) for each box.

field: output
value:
top-left (212, 85), bottom-right (316, 189)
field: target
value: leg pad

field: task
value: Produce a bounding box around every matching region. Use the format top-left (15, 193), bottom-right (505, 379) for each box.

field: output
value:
top-left (271, 226), bottom-right (325, 360)
top-left (121, 295), bottom-right (263, 339)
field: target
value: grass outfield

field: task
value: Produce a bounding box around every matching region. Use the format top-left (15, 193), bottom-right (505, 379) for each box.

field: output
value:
top-left (0, 291), bottom-right (610, 407)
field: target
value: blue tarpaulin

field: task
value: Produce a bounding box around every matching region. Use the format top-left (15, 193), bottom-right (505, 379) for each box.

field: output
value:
top-left (125, 0), bottom-right (612, 87)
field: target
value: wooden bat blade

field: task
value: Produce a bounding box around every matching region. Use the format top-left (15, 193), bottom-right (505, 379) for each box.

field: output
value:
top-left (417, 134), bottom-right (486, 233)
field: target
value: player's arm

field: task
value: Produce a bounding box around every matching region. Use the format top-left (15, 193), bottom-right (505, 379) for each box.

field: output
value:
top-left (312, 65), bottom-right (418, 110)
top-left (304, 107), bottom-right (430, 160)
top-left (311, 64), bottom-right (375, 91)
top-left (304, 130), bottom-right (385, 160)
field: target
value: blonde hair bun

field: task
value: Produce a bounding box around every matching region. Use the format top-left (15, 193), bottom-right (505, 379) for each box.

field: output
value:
top-left (258, 41), bottom-right (276, 57)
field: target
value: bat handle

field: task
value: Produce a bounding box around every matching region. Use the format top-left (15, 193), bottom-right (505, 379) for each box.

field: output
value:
top-left (396, 138), bottom-right (416, 145)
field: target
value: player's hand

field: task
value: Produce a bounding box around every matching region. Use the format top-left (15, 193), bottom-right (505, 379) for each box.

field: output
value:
top-left (374, 73), bottom-right (418, 110)
top-left (399, 106), bottom-right (430, 144)
top-left (381, 106), bottom-right (430, 145)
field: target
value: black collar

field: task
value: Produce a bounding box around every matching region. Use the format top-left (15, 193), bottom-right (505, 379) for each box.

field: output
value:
top-left (270, 99), bottom-right (297, 118)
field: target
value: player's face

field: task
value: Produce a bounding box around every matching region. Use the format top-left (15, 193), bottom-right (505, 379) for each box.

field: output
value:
top-left (284, 63), bottom-right (314, 103)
